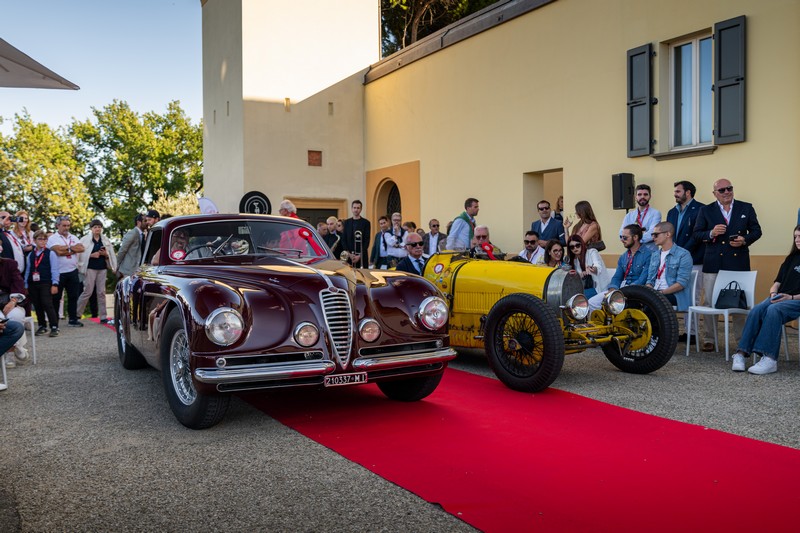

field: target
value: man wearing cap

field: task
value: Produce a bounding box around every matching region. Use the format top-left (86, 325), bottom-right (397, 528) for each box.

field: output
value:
top-left (76, 220), bottom-right (117, 324)
top-left (47, 216), bottom-right (86, 327)
top-left (116, 213), bottom-right (145, 278)
top-left (144, 209), bottom-right (161, 230)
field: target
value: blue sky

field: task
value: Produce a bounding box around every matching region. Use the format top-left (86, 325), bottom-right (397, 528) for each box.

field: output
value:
top-left (0, 0), bottom-right (202, 135)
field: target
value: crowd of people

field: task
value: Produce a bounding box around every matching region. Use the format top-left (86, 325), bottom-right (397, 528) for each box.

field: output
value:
top-left (1, 208), bottom-right (161, 376)
top-left (4, 182), bottom-right (798, 383)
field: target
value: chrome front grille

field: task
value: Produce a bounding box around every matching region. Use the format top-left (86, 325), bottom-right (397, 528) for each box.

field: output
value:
top-left (320, 289), bottom-right (354, 368)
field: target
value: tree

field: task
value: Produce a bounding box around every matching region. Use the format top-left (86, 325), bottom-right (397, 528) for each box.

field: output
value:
top-left (0, 112), bottom-right (92, 231)
top-left (70, 100), bottom-right (202, 239)
top-left (382, 0), bottom-right (498, 57)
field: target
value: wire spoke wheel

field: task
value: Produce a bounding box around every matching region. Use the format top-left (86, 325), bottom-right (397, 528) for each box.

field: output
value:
top-left (170, 329), bottom-right (196, 406)
top-left (484, 294), bottom-right (564, 392)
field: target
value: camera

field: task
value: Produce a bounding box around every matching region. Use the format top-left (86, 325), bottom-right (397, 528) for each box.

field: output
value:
top-left (8, 216), bottom-right (22, 223)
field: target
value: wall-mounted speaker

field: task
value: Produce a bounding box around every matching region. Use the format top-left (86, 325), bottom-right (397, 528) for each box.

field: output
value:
top-left (612, 173), bottom-right (635, 210)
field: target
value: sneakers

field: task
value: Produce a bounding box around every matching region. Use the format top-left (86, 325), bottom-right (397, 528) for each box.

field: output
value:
top-left (748, 355), bottom-right (778, 375)
top-left (35, 326), bottom-right (48, 336)
top-left (732, 352), bottom-right (746, 372)
top-left (0, 383), bottom-right (7, 391)
top-left (49, 327), bottom-right (60, 337)
top-left (13, 346), bottom-right (29, 363)
top-left (5, 356), bottom-right (15, 368)
top-left (67, 320), bottom-right (84, 327)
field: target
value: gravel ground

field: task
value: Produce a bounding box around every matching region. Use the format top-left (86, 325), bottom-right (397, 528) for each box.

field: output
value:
top-left (1, 315), bottom-right (797, 532)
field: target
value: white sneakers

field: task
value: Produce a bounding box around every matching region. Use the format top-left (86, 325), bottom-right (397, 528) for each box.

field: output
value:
top-left (748, 355), bottom-right (778, 375)
top-left (14, 346), bottom-right (29, 362)
top-left (732, 353), bottom-right (746, 372)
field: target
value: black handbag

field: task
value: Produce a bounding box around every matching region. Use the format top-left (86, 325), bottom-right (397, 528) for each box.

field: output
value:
top-left (587, 240), bottom-right (606, 252)
top-left (715, 281), bottom-right (747, 309)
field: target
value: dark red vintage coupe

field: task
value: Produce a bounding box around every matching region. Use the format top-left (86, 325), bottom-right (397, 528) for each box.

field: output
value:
top-left (114, 214), bottom-right (455, 429)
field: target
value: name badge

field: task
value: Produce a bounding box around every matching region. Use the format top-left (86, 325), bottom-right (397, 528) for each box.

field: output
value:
top-left (32, 272), bottom-right (41, 282)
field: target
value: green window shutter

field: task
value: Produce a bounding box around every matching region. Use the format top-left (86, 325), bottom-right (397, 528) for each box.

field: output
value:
top-left (714, 15), bottom-right (746, 145)
top-left (627, 43), bottom-right (653, 157)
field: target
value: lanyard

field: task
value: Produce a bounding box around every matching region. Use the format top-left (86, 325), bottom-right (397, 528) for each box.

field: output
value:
top-left (636, 206), bottom-right (649, 227)
top-left (5, 230), bottom-right (21, 249)
top-left (656, 259), bottom-right (667, 279)
top-left (34, 249), bottom-right (46, 271)
top-left (622, 251), bottom-right (635, 280)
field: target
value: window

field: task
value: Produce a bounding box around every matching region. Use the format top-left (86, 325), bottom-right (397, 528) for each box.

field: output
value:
top-left (670, 35), bottom-right (713, 148)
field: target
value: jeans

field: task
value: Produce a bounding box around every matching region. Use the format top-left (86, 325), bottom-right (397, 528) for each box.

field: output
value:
top-left (737, 297), bottom-right (800, 360)
top-left (1, 321), bottom-right (25, 355)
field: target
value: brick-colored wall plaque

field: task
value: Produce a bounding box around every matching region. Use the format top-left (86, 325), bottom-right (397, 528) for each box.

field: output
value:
top-left (308, 150), bottom-right (322, 166)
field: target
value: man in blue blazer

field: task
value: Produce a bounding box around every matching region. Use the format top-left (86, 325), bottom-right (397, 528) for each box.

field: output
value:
top-left (666, 181), bottom-right (705, 339)
top-left (395, 232), bottom-right (427, 275)
top-left (530, 200), bottom-right (565, 247)
top-left (693, 178), bottom-right (762, 352)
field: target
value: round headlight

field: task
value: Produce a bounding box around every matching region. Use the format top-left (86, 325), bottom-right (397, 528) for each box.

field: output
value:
top-left (565, 294), bottom-right (590, 321)
top-left (358, 318), bottom-right (381, 342)
top-left (294, 322), bottom-right (320, 347)
top-left (205, 308), bottom-right (244, 346)
top-left (418, 296), bottom-right (449, 331)
top-left (603, 290), bottom-right (626, 316)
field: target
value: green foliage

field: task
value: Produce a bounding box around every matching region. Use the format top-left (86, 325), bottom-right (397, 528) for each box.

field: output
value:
top-left (0, 113), bottom-right (92, 231)
top-left (151, 191), bottom-right (201, 219)
top-left (382, 0), bottom-right (498, 57)
top-left (71, 100), bottom-right (203, 240)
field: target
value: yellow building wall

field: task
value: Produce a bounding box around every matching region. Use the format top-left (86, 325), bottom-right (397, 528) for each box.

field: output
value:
top-left (364, 0), bottom-right (800, 297)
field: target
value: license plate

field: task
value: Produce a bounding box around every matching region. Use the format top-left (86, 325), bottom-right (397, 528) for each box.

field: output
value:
top-left (324, 372), bottom-right (367, 387)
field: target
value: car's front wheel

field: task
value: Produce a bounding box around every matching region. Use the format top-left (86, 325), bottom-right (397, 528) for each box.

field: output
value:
top-left (161, 309), bottom-right (230, 429)
top-left (601, 285), bottom-right (678, 374)
top-left (484, 293), bottom-right (565, 392)
top-left (377, 372), bottom-right (444, 401)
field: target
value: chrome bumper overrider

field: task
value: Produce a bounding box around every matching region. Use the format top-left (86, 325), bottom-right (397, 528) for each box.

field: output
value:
top-left (352, 347), bottom-right (457, 370)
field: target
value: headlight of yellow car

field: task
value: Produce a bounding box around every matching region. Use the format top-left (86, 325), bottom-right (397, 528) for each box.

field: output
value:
top-left (603, 290), bottom-right (626, 315)
top-left (418, 296), bottom-right (449, 330)
top-left (564, 294), bottom-right (589, 321)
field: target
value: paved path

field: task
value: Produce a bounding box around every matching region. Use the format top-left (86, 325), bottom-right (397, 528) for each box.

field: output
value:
top-left (1, 318), bottom-right (798, 531)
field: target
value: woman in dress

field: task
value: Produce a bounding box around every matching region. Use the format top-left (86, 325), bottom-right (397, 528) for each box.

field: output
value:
top-left (563, 200), bottom-right (602, 248)
top-left (731, 225), bottom-right (800, 375)
top-left (566, 234), bottom-right (609, 298)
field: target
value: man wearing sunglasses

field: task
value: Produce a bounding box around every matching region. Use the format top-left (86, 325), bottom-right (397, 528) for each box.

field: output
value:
top-left (395, 232), bottom-right (427, 275)
top-left (693, 178), bottom-right (762, 352)
top-left (422, 219), bottom-right (447, 258)
top-left (518, 231), bottom-right (544, 264)
top-left (531, 200), bottom-right (565, 248)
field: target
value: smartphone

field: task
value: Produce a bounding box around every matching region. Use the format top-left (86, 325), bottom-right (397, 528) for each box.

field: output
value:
top-left (728, 235), bottom-right (738, 240)
top-left (0, 318), bottom-right (9, 324)
top-left (771, 293), bottom-right (782, 301)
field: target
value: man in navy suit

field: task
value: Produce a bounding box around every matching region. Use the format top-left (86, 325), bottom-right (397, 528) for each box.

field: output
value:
top-left (693, 178), bottom-right (762, 352)
top-left (530, 200), bottom-right (564, 248)
top-left (395, 231), bottom-right (426, 275)
top-left (667, 181), bottom-right (706, 342)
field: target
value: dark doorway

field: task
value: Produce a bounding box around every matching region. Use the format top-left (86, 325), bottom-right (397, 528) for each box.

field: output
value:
top-left (386, 184), bottom-right (401, 215)
top-left (297, 208), bottom-right (338, 228)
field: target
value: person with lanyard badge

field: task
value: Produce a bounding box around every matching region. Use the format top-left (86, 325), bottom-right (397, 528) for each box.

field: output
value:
top-left (0, 211), bottom-right (26, 274)
top-left (12, 211), bottom-right (34, 259)
top-left (47, 216), bottom-right (86, 327)
top-left (395, 232), bottom-right (427, 275)
top-left (645, 222), bottom-right (692, 310)
top-left (587, 224), bottom-right (652, 312)
top-left (24, 230), bottom-right (61, 337)
top-left (619, 184), bottom-right (662, 252)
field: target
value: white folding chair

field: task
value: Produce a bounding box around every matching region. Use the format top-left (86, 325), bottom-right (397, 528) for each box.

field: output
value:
top-left (22, 316), bottom-right (37, 364)
top-left (686, 270), bottom-right (758, 360)
top-left (676, 270), bottom-right (698, 348)
top-left (1, 352), bottom-right (7, 391)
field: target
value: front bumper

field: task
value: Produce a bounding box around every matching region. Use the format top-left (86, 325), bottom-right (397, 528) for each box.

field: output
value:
top-left (193, 347), bottom-right (457, 386)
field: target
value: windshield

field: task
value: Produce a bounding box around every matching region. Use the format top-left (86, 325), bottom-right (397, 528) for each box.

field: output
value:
top-left (165, 219), bottom-right (330, 263)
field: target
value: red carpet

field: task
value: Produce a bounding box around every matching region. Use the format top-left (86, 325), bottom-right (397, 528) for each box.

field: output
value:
top-left (246, 369), bottom-right (800, 532)
top-left (88, 317), bottom-right (116, 331)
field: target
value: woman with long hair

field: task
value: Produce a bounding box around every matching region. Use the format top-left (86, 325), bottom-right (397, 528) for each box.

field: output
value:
top-left (12, 211), bottom-right (34, 257)
top-left (566, 234), bottom-right (609, 298)
top-left (731, 225), bottom-right (800, 375)
top-left (538, 240), bottom-right (569, 269)
top-left (563, 200), bottom-right (602, 246)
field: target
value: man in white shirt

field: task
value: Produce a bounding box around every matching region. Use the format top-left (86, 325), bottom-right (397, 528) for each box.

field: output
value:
top-left (422, 219), bottom-right (446, 258)
top-left (518, 231), bottom-right (544, 263)
top-left (383, 212), bottom-right (408, 267)
top-left (619, 184), bottom-right (662, 251)
top-left (47, 216), bottom-right (86, 327)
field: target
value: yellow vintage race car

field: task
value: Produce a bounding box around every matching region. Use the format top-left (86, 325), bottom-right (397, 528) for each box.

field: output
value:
top-left (421, 251), bottom-right (679, 392)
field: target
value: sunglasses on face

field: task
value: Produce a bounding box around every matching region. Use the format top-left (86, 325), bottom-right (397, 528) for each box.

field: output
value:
top-left (475, 235), bottom-right (488, 240)
top-left (406, 241), bottom-right (424, 247)
top-left (524, 240), bottom-right (537, 245)
top-left (716, 186), bottom-right (734, 194)
top-left (430, 224), bottom-right (439, 228)
top-left (569, 243), bottom-right (581, 249)
top-left (651, 232), bottom-right (662, 238)
top-left (538, 206), bottom-right (550, 211)
top-left (620, 235), bottom-right (631, 241)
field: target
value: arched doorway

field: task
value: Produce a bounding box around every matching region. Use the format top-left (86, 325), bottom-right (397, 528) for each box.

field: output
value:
top-left (366, 161), bottom-right (420, 228)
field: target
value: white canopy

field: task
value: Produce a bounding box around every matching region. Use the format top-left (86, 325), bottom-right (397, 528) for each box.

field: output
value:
top-left (0, 37), bottom-right (78, 90)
